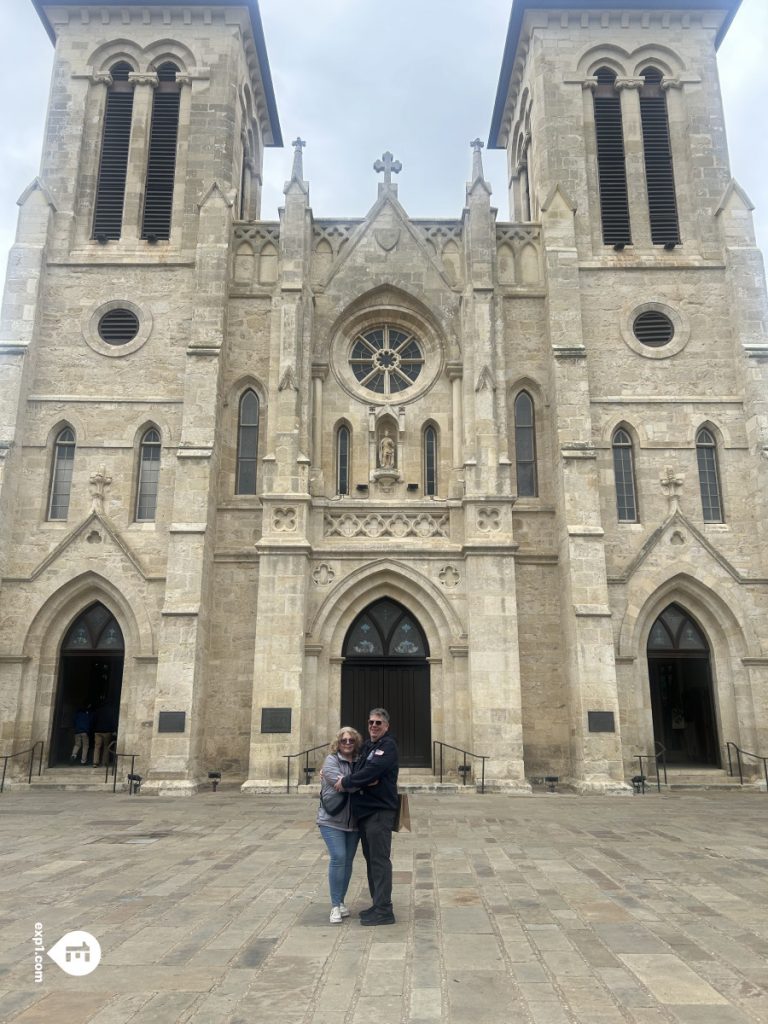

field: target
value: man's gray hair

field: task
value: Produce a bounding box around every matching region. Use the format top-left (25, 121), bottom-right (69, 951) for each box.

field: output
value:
top-left (369, 707), bottom-right (390, 723)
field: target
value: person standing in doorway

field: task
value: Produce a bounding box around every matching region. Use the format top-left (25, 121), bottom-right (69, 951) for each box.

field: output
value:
top-left (71, 704), bottom-right (93, 765)
top-left (335, 707), bottom-right (399, 926)
top-left (92, 703), bottom-right (117, 768)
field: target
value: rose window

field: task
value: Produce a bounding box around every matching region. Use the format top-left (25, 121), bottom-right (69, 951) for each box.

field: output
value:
top-left (349, 325), bottom-right (424, 395)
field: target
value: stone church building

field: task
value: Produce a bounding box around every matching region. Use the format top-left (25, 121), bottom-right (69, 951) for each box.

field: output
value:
top-left (1, 0), bottom-right (766, 794)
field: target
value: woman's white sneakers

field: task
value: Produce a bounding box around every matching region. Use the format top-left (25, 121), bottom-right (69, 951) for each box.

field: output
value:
top-left (330, 903), bottom-right (350, 923)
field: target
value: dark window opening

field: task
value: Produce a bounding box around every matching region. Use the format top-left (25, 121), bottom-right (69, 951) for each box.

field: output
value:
top-left (514, 391), bottom-right (538, 497)
top-left (136, 428), bottom-right (161, 521)
top-left (236, 390), bottom-right (260, 495)
top-left (92, 61), bottom-right (134, 241)
top-left (640, 67), bottom-right (680, 246)
top-left (424, 425), bottom-right (437, 496)
top-left (337, 425), bottom-right (350, 496)
top-left (612, 428), bottom-right (638, 522)
top-left (141, 62), bottom-right (181, 240)
top-left (593, 68), bottom-right (632, 246)
top-left (696, 428), bottom-right (723, 523)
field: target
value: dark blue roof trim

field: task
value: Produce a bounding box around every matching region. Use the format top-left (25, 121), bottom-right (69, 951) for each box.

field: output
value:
top-left (488, 0), bottom-right (742, 149)
top-left (31, 0), bottom-right (282, 146)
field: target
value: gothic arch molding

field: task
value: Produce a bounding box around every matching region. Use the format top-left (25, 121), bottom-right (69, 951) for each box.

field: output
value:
top-left (308, 558), bottom-right (465, 659)
top-left (618, 571), bottom-right (753, 662)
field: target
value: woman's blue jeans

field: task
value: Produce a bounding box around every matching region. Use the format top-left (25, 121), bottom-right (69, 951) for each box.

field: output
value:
top-left (318, 825), bottom-right (359, 906)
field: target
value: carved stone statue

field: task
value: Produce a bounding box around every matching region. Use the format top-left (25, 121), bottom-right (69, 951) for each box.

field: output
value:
top-left (378, 430), bottom-right (396, 469)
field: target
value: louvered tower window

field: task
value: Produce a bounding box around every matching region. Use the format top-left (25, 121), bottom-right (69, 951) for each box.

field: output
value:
top-left (612, 428), bottom-right (639, 522)
top-left (236, 390), bottom-right (260, 494)
top-left (92, 62), bottom-right (134, 240)
top-left (593, 67), bottom-right (631, 246)
top-left (696, 428), bottom-right (723, 523)
top-left (141, 62), bottom-right (181, 240)
top-left (135, 428), bottom-right (161, 521)
top-left (514, 391), bottom-right (538, 497)
top-left (423, 425), bottom-right (437, 496)
top-left (48, 427), bottom-right (76, 521)
top-left (337, 425), bottom-right (350, 496)
top-left (639, 67), bottom-right (680, 246)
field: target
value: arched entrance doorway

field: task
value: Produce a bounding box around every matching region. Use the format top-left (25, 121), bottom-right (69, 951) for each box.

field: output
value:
top-left (647, 603), bottom-right (719, 766)
top-left (50, 602), bottom-right (124, 766)
top-left (341, 598), bottom-right (431, 767)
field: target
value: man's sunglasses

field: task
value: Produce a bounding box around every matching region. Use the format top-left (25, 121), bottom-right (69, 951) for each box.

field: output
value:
top-left (368, 719), bottom-right (384, 726)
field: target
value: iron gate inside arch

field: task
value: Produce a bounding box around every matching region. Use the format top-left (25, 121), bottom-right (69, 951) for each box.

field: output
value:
top-left (341, 598), bottom-right (431, 767)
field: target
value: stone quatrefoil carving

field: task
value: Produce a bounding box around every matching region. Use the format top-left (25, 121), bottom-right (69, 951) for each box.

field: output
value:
top-left (312, 563), bottom-right (336, 586)
top-left (477, 507), bottom-right (501, 532)
top-left (273, 507), bottom-right (297, 532)
top-left (324, 511), bottom-right (449, 540)
top-left (438, 566), bottom-right (461, 588)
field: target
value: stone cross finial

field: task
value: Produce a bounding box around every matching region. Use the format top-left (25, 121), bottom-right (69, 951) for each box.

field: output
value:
top-left (660, 465), bottom-right (684, 513)
top-left (470, 137), bottom-right (485, 181)
top-left (373, 151), bottom-right (402, 186)
top-left (89, 464), bottom-right (113, 515)
top-left (291, 137), bottom-right (306, 180)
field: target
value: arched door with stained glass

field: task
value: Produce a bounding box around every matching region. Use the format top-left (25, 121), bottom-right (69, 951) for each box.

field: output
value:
top-left (51, 602), bottom-right (124, 766)
top-left (647, 603), bottom-right (719, 766)
top-left (341, 599), bottom-right (431, 767)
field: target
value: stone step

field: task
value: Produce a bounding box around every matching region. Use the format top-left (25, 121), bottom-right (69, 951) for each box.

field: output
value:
top-left (26, 768), bottom-right (128, 792)
top-left (643, 768), bottom-right (744, 790)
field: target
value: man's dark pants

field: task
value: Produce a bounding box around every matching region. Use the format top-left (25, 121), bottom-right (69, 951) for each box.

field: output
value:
top-left (358, 808), bottom-right (396, 910)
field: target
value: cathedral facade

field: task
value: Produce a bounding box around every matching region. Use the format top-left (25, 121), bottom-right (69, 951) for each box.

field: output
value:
top-left (1, 0), bottom-right (766, 794)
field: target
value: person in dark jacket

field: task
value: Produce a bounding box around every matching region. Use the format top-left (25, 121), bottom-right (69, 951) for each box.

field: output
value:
top-left (336, 706), bottom-right (399, 926)
top-left (92, 704), bottom-right (117, 768)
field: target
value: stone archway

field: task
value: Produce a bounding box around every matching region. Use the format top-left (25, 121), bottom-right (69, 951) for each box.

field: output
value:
top-left (647, 603), bottom-right (719, 766)
top-left (50, 602), bottom-right (124, 766)
top-left (341, 597), bottom-right (431, 767)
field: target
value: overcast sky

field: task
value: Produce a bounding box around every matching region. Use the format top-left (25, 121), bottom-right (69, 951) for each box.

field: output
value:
top-left (1, 0), bottom-right (766, 279)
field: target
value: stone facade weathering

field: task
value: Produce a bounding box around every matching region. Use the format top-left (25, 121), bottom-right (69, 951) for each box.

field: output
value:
top-left (1, 0), bottom-right (766, 795)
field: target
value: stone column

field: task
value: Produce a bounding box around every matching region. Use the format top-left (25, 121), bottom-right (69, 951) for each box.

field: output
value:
top-left (310, 363), bottom-right (327, 493)
top-left (243, 142), bottom-right (314, 791)
top-left (615, 79), bottom-right (652, 250)
top-left (121, 72), bottom-right (158, 242)
top-left (541, 184), bottom-right (630, 793)
top-left (144, 183), bottom-right (233, 795)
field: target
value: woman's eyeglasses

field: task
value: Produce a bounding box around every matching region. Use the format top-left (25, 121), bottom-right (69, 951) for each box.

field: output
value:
top-left (339, 737), bottom-right (355, 743)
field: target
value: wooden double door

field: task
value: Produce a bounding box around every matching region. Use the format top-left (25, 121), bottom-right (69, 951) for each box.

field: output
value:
top-left (340, 598), bottom-right (431, 768)
top-left (341, 660), bottom-right (431, 768)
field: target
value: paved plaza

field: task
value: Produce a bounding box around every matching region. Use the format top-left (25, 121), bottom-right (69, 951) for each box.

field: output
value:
top-left (1, 789), bottom-right (768, 1023)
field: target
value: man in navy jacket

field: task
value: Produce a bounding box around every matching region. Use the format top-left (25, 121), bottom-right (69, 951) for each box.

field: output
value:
top-left (336, 707), bottom-right (399, 925)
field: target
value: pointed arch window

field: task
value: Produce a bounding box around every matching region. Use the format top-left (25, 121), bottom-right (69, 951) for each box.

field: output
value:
top-left (612, 428), bottom-right (638, 522)
top-left (696, 428), bottom-right (723, 522)
top-left (236, 390), bottom-right (260, 495)
top-left (48, 428), bottom-right (76, 521)
top-left (593, 67), bottom-right (632, 246)
top-left (92, 61), bottom-right (134, 241)
top-left (514, 391), bottom-right (538, 497)
top-left (423, 425), bottom-right (438, 496)
top-left (135, 428), bottom-right (161, 521)
top-left (337, 424), bottom-right (350, 496)
top-left (344, 599), bottom-right (428, 659)
top-left (640, 67), bottom-right (680, 246)
top-left (141, 62), bottom-right (181, 241)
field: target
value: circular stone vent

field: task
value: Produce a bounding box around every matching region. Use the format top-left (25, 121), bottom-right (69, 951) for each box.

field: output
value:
top-left (98, 308), bottom-right (140, 345)
top-left (632, 310), bottom-right (675, 347)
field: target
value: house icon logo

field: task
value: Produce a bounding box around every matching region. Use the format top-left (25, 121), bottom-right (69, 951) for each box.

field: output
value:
top-left (47, 931), bottom-right (102, 976)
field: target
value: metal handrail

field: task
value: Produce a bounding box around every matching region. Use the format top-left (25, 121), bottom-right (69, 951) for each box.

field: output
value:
top-left (283, 742), bottom-right (331, 793)
top-left (634, 741), bottom-right (667, 794)
top-left (432, 740), bottom-right (489, 794)
top-left (104, 743), bottom-right (141, 795)
top-left (725, 741), bottom-right (768, 791)
top-left (0, 741), bottom-right (44, 793)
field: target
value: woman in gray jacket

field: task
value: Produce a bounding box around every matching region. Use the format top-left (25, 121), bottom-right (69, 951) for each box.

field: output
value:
top-left (317, 726), bottom-right (363, 923)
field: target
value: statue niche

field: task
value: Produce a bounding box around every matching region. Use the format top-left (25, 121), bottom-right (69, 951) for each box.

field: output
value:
top-left (372, 418), bottom-right (401, 494)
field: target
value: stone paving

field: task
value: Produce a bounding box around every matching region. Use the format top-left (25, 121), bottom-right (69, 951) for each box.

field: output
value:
top-left (1, 789), bottom-right (768, 1023)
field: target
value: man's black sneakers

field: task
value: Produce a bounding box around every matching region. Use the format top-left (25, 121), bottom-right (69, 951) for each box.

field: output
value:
top-left (360, 909), bottom-right (396, 926)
